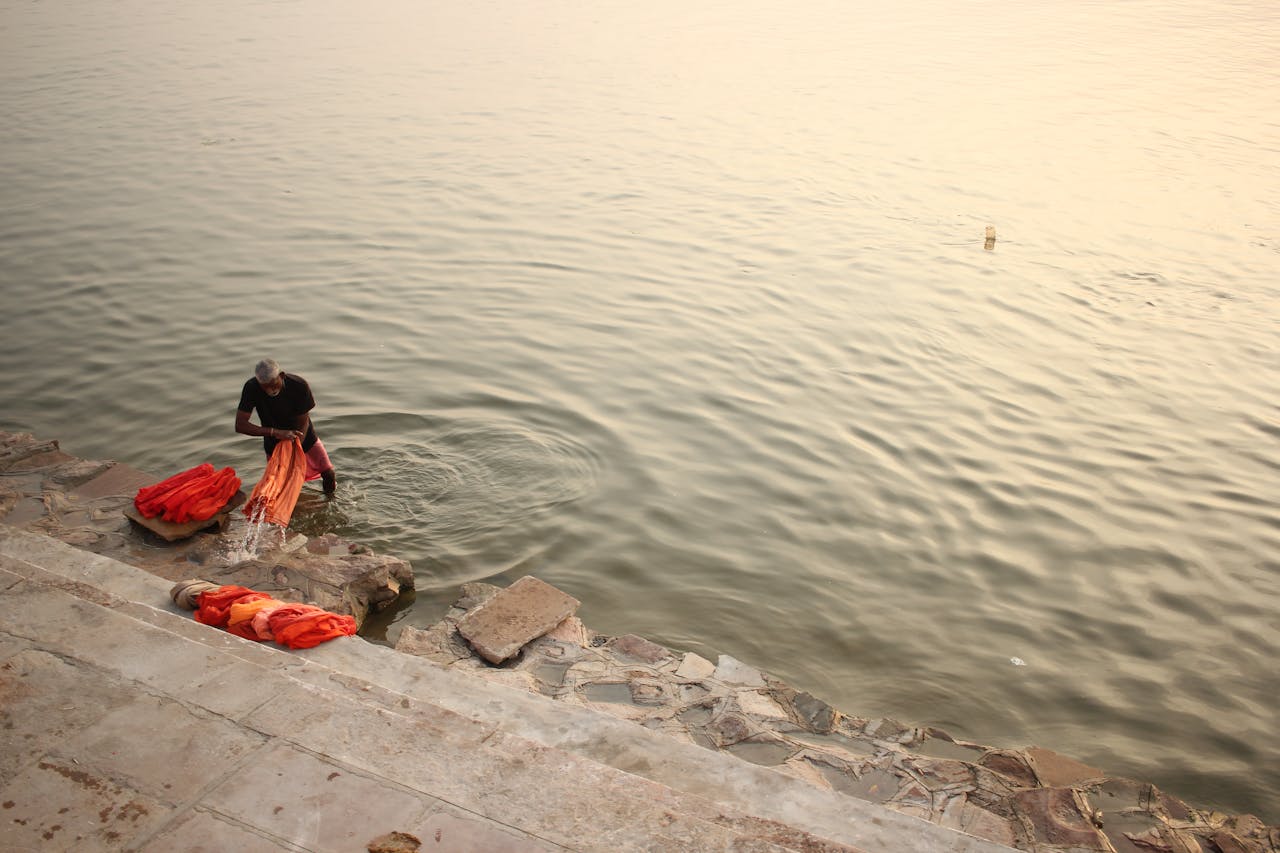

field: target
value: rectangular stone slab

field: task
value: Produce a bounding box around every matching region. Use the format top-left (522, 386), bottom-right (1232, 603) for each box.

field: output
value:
top-left (123, 490), bottom-right (246, 542)
top-left (455, 575), bottom-right (579, 664)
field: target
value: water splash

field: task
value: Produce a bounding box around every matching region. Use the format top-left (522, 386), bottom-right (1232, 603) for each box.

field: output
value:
top-left (220, 502), bottom-right (285, 565)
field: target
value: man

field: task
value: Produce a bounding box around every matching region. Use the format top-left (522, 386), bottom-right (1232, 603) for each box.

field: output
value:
top-left (235, 358), bottom-right (337, 494)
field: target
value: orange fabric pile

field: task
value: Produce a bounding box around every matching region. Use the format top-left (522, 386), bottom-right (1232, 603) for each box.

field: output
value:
top-left (193, 584), bottom-right (357, 649)
top-left (134, 463), bottom-right (241, 524)
top-left (243, 438), bottom-right (306, 526)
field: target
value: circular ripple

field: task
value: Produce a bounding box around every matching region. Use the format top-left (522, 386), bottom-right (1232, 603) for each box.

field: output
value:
top-left (295, 412), bottom-right (603, 578)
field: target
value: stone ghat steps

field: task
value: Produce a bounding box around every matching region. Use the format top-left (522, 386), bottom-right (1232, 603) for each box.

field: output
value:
top-left (0, 526), bottom-right (1012, 853)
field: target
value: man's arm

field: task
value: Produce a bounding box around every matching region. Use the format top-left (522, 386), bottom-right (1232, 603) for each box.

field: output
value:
top-left (235, 409), bottom-right (302, 442)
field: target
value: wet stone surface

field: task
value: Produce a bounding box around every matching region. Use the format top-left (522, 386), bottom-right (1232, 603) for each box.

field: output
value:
top-left (398, 579), bottom-right (1280, 853)
top-left (0, 431), bottom-right (413, 628)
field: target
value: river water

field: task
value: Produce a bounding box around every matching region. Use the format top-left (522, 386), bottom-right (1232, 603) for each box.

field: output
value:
top-left (2, 0), bottom-right (1277, 820)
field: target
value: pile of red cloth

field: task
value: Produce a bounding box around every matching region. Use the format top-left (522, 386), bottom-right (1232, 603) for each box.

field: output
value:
top-left (193, 584), bottom-right (357, 649)
top-left (134, 463), bottom-right (241, 524)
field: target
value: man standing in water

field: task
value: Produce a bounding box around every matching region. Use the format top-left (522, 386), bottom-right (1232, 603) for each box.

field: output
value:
top-left (235, 358), bottom-right (337, 494)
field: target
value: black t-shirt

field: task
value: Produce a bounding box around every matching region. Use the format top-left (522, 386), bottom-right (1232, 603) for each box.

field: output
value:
top-left (238, 372), bottom-right (318, 453)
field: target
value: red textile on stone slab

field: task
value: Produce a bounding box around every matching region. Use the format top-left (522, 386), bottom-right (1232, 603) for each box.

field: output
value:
top-left (134, 463), bottom-right (240, 523)
top-left (267, 603), bottom-right (358, 649)
top-left (194, 586), bottom-right (270, 628)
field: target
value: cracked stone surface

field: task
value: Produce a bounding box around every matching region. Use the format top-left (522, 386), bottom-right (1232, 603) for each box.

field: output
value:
top-left (397, 579), bottom-right (1280, 853)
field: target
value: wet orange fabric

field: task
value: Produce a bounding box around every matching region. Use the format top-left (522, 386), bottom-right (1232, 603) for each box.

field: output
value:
top-left (243, 438), bottom-right (306, 527)
top-left (135, 463), bottom-right (213, 514)
top-left (227, 598), bottom-right (285, 641)
top-left (194, 585), bottom-right (270, 628)
top-left (135, 464), bottom-right (240, 523)
top-left (267, 603), bottom-right (358, 649)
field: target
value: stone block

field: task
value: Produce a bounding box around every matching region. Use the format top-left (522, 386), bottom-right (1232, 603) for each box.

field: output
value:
top-left (737, 690), bottom-right (789, 720)
top-left (0, 755), bottom-right (172, 850)
top-left (1026, 746), bottom-right (1104, 787)
top-left (606, 634), bottom-right (670, 664)
top-left (674, 652), bottom-right (715, 680)
top-left (59, 692), bottom-right (267, 801)
top-left (204, 743), bottom-right (435, 853)
top-left (455, 576), bottom-right (579, 665)
top-left (712, 655), bottom-right (765, 686)
top-left (412, 809), bottom-right (558, 851)
top-left (1012, 786), bottom-right (1110, 850)
top-left (792, 692), bottom-right (837, 733)
top-left (123, 490), bottom-right (245, 542)
top-left (138, 809), bottom-right (297, 853)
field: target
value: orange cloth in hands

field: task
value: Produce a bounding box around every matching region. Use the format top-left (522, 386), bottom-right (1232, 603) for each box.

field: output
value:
top-left (243, 438), bottom-right (306, 527)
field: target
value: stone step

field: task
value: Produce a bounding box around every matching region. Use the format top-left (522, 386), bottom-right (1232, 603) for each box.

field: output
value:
top-left (0, 525), bottom-right (1013, 853)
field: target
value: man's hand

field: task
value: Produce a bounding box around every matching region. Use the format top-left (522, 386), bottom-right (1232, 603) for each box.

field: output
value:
top-left (270, 428), bottom-right (303, 442)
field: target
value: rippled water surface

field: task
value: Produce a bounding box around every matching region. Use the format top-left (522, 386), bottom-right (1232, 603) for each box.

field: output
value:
top-left (2, 0), bottom-right (1277, 819)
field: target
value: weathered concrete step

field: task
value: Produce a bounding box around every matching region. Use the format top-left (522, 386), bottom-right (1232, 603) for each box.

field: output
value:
top-left (0, 548), bottom-right (834, 852)
top-left (0, 525), bottom-right (1014, 852)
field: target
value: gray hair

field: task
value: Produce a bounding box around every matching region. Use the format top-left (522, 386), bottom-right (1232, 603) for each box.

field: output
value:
top-left (254, 358), bottom-right (281, 383)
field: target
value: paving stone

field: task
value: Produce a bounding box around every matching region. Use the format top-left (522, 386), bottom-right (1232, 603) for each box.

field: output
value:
top-left (0, 648), bottom-right (124, 785)
top-left (42, 458), bottom-right (116, 489)
top-left (0, 755), bottom-right (173, 851)
top-left (675, 652), bottom-right (716, 680)
top-left (203, 742), bottom-right (435, 853)
top-left (411, 809), bottom-right (562, 852)
top-left (542, 615), bottom-right (590, 646)
top-left (56, 693), bottom-right (266, 802)
top-left (738, 690), bottom-right (790, 720)
top-left (713, 654), bottom-right (766, 686)
top-left (1012, 786), bottom-right (1109, 850)
top-left (1025, 746), bottom-right (1104, 788)
top-left (455, 576), bottom-right (579, 664)
top-left (65, 463), bottom-right (153, 500)
top-left (606, 634), bottom-right (670, 664)
top-left (138, 809), bottom-right (304, 852)
top-left (793, 691), bottom-right (838, 733)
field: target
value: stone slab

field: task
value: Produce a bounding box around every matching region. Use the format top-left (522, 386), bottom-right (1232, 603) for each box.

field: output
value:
top-left (122, 490), bottom-right (245, 542)
top-left (455, 576), bottom-right (579, 664)
top-left (675, 652), bottom-right (716, 680)
top-left (0, 754), bottom-right (174, 851)
top-left (738, 689), bottom-right (790, 720)
top-left (713, 654), bottom-right (766, 686)
top-left (1025, 747), bottom-right (1104, 788)
top-left (202, 742), bottom-right (435, 853)
top-left (411, 810), bottom-right (561, 852)
top-left (58, 693), bottom-right (267, 802)
top-left (65, 463), bottom-right (154, 501)
top-left (137, 809), bottom-right (304, 853)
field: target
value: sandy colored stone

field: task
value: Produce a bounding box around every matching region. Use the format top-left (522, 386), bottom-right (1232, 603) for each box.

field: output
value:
top-left (1012, 787), bottom-right (1109, 850)
top-left (1026, 746), bottom-right (1104, 787)
top-left (123, 490), bottom-right (245, 542)
top-left (456, 576), bottom-right (580, 664)
top-left (674, 652), bottom-right (716, 680)
top-left (713, 654), bottom-right (765, 686)
top-left (395, 623), bottom-right (472, 664)
top-left (544, 615), bottom-right (590, 645)
top-left (737, 690), bottom-right (789, 720)
top-left (607, 633), bottom-right (671, 664)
